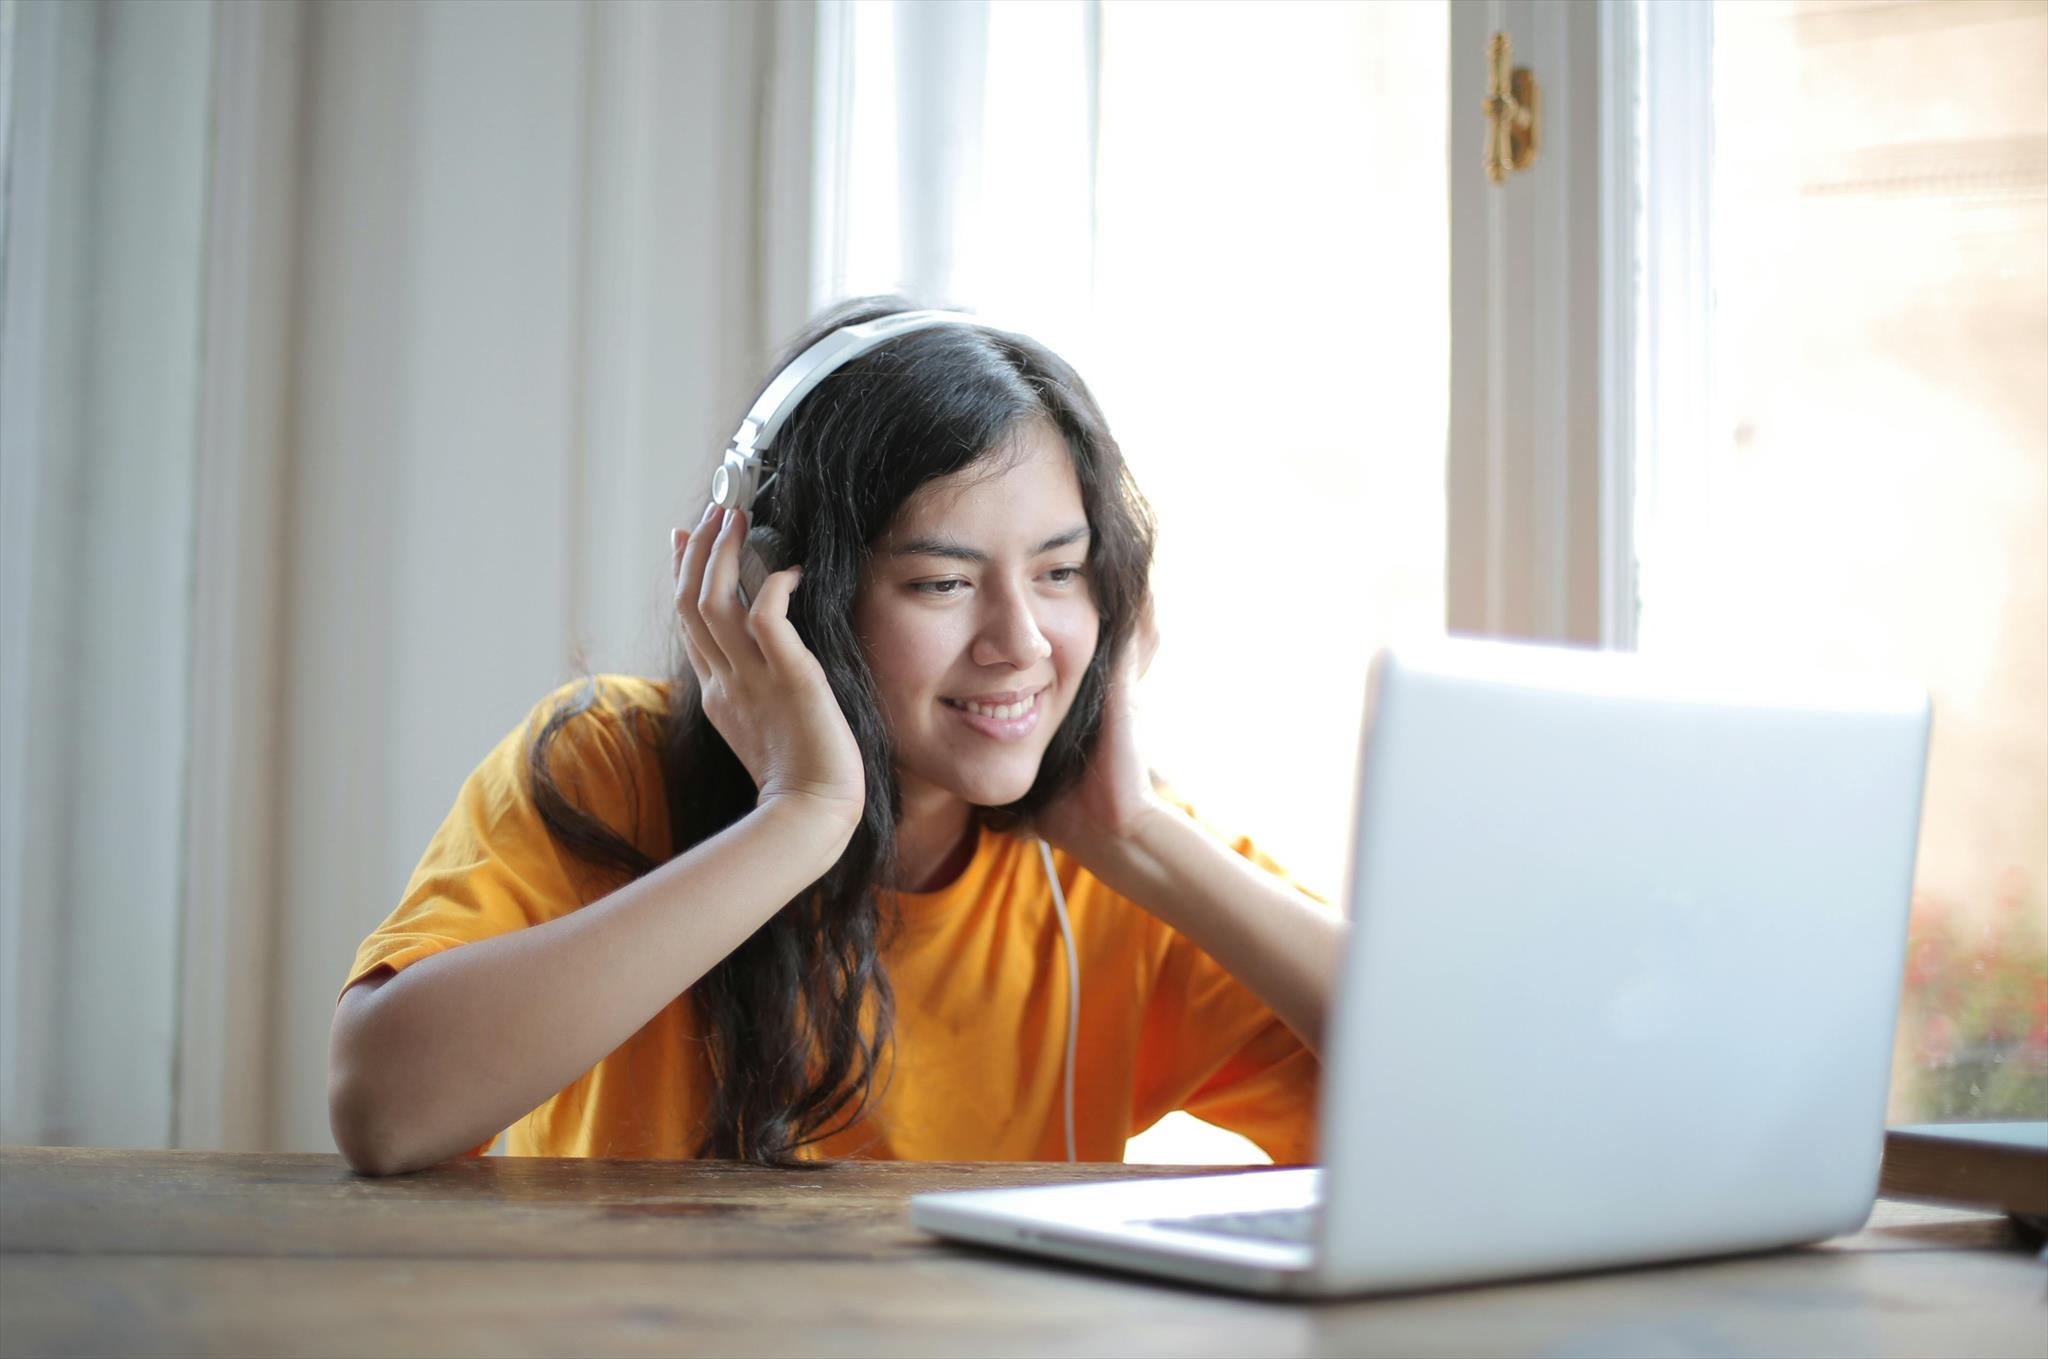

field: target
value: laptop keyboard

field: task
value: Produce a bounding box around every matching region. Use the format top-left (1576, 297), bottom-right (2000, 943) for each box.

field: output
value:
top-left (1139, 1205), bottom-right (1321, 1244)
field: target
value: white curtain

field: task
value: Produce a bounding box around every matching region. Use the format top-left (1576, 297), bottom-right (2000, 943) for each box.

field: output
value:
top-left (1, 0), bottom-right (214, 1151)
top-left (813, 0), bottom-right (1098, 356)
top-left (0, 0), bottom-right (818, 1152)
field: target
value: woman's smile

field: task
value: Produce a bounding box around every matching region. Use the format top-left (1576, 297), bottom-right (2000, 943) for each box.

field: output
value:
top-left (940, 686), bottom-right (1046, 741)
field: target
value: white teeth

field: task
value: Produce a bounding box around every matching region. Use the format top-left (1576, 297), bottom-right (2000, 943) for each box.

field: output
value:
top-left (948, 692), bottom-right (1036, 721)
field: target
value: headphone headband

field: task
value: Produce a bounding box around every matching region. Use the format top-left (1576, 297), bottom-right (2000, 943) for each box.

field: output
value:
top-left (742, 309), bottom-right (1015, 453)
top-left (712, 309), bottom-right (1017, 511)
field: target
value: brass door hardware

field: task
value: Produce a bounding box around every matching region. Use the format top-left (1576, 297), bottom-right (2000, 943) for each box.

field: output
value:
top-left (1484, 32), bottom-right (1539, 184)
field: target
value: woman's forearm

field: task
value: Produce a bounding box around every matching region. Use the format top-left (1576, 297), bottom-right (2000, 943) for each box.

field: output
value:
top-left (327, 798), bottom-right (856, 1176)
top-left (1088, 804), bottom-right (1346, 1054)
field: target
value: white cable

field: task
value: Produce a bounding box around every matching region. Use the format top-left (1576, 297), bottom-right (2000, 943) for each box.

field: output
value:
top-left (1037, 837), bottom-right (1079, 1163)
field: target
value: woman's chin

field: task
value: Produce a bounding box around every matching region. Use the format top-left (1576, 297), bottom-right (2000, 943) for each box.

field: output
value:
top-left (944, 765), bottom-right (1039, 809)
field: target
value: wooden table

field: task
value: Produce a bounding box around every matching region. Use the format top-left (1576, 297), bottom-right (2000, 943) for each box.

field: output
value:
top-left (1, 1148), bottom-right (2041, 1358)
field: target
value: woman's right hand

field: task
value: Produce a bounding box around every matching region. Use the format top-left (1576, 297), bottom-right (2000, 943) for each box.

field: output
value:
top-left (672, 505), bottom-right (866, 832)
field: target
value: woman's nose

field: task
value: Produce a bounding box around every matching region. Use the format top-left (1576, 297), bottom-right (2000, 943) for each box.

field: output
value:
top-left (970, 582), bottom-right (1053, 668)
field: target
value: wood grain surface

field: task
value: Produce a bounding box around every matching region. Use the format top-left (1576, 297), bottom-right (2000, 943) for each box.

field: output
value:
top-left (2, 1148), bottom-right (2041, 1358)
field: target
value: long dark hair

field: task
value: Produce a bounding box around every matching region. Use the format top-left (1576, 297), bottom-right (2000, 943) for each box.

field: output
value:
top-left (527, 297), bottom-right (1156, 1163)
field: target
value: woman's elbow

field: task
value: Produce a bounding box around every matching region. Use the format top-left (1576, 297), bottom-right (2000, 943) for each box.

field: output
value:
top-left (329, 1074), bottom-right (411, 1176)
top-left (329, 975), bottom-right (416, 1175)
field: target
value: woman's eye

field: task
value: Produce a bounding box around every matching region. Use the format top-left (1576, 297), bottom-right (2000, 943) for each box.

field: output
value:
top-left (910, 567), bottom-right (1083, 596)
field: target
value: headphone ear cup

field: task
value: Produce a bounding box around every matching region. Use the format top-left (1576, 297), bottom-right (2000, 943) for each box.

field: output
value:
top-left (737, 525), bottom-right (792, 608)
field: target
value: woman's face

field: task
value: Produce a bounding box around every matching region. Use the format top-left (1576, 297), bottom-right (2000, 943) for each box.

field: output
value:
top-left (854, 419), bottom-right (1102, 815)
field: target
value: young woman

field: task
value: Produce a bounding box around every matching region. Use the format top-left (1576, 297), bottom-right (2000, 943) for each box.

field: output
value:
top-left (328, 298), bottom-right (1346, 1175)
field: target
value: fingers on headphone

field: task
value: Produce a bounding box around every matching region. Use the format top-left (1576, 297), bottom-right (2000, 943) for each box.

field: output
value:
top-left (700, 505), bottom-right (744, 606)
top-left (699, 507), bottom-right (767, 666)
top-left (744, 566), bottom-right (805, 668)
top-left (676, 511), bottom-right (731, 671)
top-left (675, 507), bottom-right (719, 600)
top-left (678, 621), bottom-right (711, 686)
top-left (670, 529), bottom-right (701, 676)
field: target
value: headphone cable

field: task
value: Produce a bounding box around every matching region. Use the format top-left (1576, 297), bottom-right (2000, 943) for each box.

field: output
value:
top-left (1037, 837), bottom-right (1079, 1163)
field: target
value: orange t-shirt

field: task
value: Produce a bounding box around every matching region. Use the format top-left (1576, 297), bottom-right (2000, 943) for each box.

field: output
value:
top-left (341, 676), bottom-right (1327, 1163)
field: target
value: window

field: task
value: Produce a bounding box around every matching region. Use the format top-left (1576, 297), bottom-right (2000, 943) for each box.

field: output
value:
top-left (818, 0), bottom-right (2046, 1153)
top-left (1639, 0), bottom-right (2047, 1123)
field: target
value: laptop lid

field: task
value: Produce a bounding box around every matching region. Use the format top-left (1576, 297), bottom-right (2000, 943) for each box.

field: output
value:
top-left (1314, 639), bottom-right (1931, 1292)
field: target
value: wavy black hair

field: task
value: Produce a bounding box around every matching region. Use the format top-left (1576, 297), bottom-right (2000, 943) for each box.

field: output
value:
top-left (527, 297), bottom-right (1156, 1163)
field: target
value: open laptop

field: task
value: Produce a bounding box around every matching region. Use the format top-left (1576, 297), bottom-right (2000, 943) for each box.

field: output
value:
top-left (910, 637), bottom-right (1933, 1296)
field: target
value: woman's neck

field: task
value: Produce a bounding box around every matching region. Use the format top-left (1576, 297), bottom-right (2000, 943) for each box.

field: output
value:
top-left (892, 791), bottom-right (979, 893)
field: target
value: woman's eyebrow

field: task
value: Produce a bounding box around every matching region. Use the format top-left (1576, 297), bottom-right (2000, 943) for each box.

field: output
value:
top-left (887, 526), bottom-right (1091, 563)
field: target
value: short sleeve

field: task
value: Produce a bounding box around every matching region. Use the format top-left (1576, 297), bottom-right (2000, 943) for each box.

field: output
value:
top-left (338, 677), bottom-right (666, 1005)
top-left (336, 678), bottom-right (668, 1157)
top-left (1131, 799), bottom-right (1330, 1165)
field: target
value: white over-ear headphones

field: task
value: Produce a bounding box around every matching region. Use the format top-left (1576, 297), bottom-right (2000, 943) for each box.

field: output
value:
top-left (715, 309), bottom-right (1008, 503)
top-left (715, 308), bottom-right (1084, 1162)
top-left (713, 310), bottom-right (1020, 605)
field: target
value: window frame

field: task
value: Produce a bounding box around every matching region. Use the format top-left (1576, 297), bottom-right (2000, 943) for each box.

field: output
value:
top-left (1446, 0), bottom-right (1655, 650)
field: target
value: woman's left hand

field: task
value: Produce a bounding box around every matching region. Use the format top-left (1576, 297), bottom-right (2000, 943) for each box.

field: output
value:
top-left (1028, 593), bottom-right (1168, 861)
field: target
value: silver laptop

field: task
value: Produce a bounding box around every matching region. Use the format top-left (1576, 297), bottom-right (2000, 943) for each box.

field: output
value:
top-left (910, 637), bottom-right (1932, 1296)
